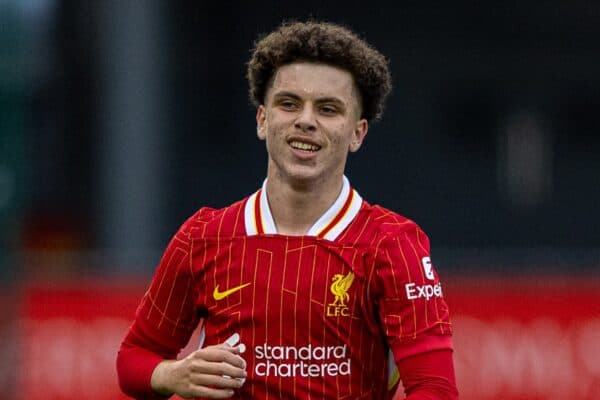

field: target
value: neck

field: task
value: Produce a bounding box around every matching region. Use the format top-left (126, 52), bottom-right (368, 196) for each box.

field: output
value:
top-left (265, 171), bottom-right (344, 236)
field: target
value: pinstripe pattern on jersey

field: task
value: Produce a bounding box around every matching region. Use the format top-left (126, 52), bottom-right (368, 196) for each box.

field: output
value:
top-left (131, 183), bottom-right (453, 399)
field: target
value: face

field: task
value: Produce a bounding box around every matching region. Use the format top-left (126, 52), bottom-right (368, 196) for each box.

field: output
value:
top-left (256, 62), bottom-right (368, 186)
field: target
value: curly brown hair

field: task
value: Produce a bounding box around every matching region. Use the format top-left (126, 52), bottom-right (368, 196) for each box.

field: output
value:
top-left (247, 21), bottom-right (392, 122)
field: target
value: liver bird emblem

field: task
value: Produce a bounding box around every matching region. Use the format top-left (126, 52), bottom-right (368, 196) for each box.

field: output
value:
top-left (329, 272), bottom-right (355, 307)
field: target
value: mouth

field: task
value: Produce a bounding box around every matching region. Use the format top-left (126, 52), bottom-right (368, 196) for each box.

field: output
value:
top-left (288, 140), bottom-right (321, 153)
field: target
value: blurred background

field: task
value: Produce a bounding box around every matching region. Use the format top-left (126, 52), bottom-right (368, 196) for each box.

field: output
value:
top-left (1, 1), bottom-right (599, 399)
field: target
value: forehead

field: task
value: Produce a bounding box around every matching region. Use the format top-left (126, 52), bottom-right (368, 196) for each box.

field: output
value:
top-left (268, 62), bottom-right (356, 101)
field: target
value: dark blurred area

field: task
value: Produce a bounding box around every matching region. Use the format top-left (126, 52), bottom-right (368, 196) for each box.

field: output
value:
top-left (2, 1), bottom-right (599, 276)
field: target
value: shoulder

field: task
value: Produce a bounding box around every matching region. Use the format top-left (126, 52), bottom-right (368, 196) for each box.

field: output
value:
top-left (176, 198), bottom-right (248, 240)
top-left (362, 204), bottom-right (437, 284)
top-left (358, 202), bottom-right (429, 244)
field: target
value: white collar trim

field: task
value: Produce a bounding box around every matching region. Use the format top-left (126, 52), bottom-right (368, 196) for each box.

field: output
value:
top-left (244, 176), bottom-right (363, 241)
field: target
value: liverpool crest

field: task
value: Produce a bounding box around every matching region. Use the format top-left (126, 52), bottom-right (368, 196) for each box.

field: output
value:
top-left (327, 272), bottom-right (354, 317)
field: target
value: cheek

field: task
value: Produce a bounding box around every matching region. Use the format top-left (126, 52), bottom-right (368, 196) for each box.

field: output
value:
top-left (331, 125), bottom-right (354, 147)
top-left (263, 125), bottom-right (286, 150)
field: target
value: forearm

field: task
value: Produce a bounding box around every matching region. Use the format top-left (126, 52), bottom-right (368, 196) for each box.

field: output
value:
top-left (117, 342), bottom-right (171, 400)
top-left (398, 349), bottom-right (459, 400)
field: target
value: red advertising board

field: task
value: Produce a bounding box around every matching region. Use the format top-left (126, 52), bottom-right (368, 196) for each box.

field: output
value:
top-left (446, 276), bottom-right (600, 400)
top-left (17, 281), bottom-right (143, 399)
top-left (15, 276), bottom-right (600, 399)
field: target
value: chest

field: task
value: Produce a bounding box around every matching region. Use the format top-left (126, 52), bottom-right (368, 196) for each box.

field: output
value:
top-left (192, 236), bottom-right (374, 329)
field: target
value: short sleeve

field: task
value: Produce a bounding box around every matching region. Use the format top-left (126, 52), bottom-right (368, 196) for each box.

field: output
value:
top-left (374, 224), bottom-right (453, 362)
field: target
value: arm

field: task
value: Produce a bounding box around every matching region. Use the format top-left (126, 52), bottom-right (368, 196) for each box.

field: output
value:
top-left (116, 213), bottom-right (246, 399)
top-left (374, 224), bottom-right (458, 399)
top-left (398, 349), bottom-right (458, 400)
top-left (118, 337), bottom-right (247, 400)
top-left (149, 344), bottom-right (246, 399)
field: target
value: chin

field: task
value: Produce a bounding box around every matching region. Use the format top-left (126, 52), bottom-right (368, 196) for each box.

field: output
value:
top-left (281, 167), bottom-right (323, 184)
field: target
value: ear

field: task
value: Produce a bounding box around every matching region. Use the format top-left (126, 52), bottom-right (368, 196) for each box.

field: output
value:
top-left (349, 119), bottom-right (368, 153)
top-left (256, 105), bottom-right (267, 140)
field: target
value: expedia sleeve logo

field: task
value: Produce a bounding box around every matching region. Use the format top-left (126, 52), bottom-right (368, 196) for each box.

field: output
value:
top-left (421, 256), bottom-right (435, 280)
top-left (327, 272), bottom-right (354, 317)
top-left (405, 281), bottom-right (443, 300)
top-left (404, 256), bottom-right (443, 301)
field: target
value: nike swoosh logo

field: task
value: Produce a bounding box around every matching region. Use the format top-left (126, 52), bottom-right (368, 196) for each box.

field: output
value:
top-left (213, 282), bottom-right (251, 300)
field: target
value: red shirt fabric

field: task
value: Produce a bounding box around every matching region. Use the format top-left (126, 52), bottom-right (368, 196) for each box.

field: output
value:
top-left (117, 180), bottom-right (457, 399)
top-left (397, 349), bottom-right (458, 399)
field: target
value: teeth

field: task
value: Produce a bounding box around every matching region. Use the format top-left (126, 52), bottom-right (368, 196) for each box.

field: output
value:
top-left (290, 141), bottom-right (320, 151)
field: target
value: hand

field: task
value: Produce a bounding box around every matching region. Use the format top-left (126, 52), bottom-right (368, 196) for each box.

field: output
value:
top-left (150, 343), bottom-right (247, 399)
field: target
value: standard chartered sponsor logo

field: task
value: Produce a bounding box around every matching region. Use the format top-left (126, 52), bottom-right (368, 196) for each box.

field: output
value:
top-left (254, 343), bottom-right (351, 377)
top-left (405, 282), bottom-right (443, 300)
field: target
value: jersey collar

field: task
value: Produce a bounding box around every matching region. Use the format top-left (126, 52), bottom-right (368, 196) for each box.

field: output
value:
top-left (244, 176), bottom-right (363, 241)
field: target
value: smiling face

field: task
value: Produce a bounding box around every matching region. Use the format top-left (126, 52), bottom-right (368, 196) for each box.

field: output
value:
top-left (256, 62), bottom-right (368, 188)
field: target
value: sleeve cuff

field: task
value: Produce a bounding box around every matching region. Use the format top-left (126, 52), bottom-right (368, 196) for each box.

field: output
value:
top-left (117, 344), bottom-right (172, 399)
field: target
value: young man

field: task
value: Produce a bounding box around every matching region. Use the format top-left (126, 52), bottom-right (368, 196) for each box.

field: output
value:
top-left (117, 21), bottom-right (458, 399)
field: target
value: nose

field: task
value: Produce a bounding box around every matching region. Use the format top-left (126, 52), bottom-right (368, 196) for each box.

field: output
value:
top-left (294, 104), bottom-right (317, 133)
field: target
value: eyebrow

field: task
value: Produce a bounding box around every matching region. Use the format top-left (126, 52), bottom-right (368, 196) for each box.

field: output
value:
top-left (272, 91), bottom-right (347, 108)
top-left (272, 91), bottom-right (302, 101)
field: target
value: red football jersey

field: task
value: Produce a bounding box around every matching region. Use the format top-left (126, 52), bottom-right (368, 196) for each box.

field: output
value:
top-left (121, 177), bottom-right (453, 399)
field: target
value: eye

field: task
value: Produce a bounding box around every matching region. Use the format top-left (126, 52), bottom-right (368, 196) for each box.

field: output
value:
top-left (320, 105), bottom-right (338, 115)
top-left (279, 100), bottom-right (298, 111)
